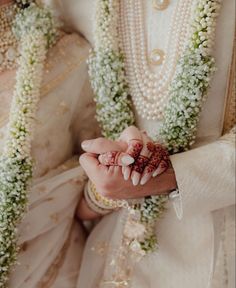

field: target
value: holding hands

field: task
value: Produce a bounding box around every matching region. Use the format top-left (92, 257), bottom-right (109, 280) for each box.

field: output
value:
top-left (80, 126), bottom-right (177, 201)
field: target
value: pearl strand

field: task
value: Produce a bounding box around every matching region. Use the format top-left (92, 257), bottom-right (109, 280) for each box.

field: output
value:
top-left (127, 0), bottom-right (191, 118)
top-left (119, 0), bottom-right (193, 120)
top-left (0, 2), bottom-right (18, 72)
top-left (121, 0), bottom-right (168, 117)
top-left (131, 0), bottom-right (190, 85)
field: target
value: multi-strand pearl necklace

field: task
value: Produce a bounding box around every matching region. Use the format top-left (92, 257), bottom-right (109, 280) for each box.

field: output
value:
top-left (0, 2), bottom-right (18, 72)
top-left (119, 0), bottom-right (193, 120)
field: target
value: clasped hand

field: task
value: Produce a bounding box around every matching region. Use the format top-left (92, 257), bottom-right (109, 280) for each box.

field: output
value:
top-left (80, 126), bottom-right (177, 200)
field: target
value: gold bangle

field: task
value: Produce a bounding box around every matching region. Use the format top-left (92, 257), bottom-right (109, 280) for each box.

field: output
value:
top-left (84, 183), bottom-right (111, 215)
top-left (88, 180), bottom-right (129, 210)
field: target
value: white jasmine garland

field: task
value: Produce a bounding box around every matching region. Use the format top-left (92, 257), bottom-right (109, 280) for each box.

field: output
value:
top-left (160, 0), bottom-right (221, 153)
top-left (91, 0), bottom-right (221, 256)
top-left (138, 195), bottom-right (168, 252)
top-left (0, 3), bottom-right (58, 286)
top-left (88, 0), bottom-right (135, 140)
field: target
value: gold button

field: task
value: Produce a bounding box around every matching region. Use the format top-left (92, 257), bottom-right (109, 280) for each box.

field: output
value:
top-left (149, 49), bottom-right (165, 66)
top-left (153, 0), bottom-right (170, 11)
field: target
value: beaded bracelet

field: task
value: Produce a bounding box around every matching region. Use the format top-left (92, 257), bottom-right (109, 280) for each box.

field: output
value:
top-left (84, 181), bottom-right (130, 215)
top-left (90, 180), bottom-right (129, 209)
top-left (84, 182), bottom-right (111, 215)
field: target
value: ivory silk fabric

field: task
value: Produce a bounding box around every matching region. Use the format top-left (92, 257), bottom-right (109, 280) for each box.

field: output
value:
top-left (0, 34), bottom-right (100, 287)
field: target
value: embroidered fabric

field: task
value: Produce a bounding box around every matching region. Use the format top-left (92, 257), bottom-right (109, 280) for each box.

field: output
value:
top-left (0, 32), bottom-right (100, 287)
top-left (223, 39), bottom-right (236, 134)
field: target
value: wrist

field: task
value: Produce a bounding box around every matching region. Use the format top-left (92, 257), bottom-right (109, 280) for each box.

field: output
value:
top-left (155, 167), bottom-right (177, 195)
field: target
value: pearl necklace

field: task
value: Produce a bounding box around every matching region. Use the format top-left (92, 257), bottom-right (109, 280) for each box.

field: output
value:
top-left (119, 0), bottom-right (193, 120)
top-left (0, 2), bottom-right (18, 73)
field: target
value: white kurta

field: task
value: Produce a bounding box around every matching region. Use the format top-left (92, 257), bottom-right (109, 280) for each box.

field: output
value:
top-left (47, 1), bottom-right (236, 287)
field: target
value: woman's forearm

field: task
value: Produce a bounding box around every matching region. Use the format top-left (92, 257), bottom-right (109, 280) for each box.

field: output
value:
top-left (77, 196), bottom-right (103, 220)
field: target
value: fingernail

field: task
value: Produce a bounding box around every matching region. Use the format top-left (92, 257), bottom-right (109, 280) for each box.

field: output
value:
top-left (122, 166), bottom-right (125, 175)
top-left (98, 154), bottom-right (106, 164)
top-left (152, 170), bottom-right (159, 177)
top-left (132, 173), bottom-right (140, 186)
top-left (140, 174), bottom-right (149, 185)
top-left (121, 155), bottom-right (134, 166)
top-left (81, 140), bottom-right (91, 150)
top-left (124, 167), bottom-right (131, 180)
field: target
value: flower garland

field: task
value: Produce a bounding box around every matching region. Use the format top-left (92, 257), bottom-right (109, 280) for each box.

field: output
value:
top-left (89, 0), bottom-right (221, 256)
top-left (160, 0), bottom-right (221, 153)
top-left (0, 2), bottom-right (58, 286)
top-left (88, 0), bottom-right (135, 140)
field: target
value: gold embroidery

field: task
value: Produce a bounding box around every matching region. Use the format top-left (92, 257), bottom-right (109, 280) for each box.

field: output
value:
top-left (37, 225), bottom-right (73, 288)
top-left (0, 34), bottom-right (88, 129)
top-left (223, 39), bottom-right (236, 134)
top-left (91, 241), bottom-right (109, 257)
top-left (56, 101), bottom-right (70, 116)
top-left (50, 213), bottom-right (59, 223)
top-left (40, 54), bottom-right (87, 99)
top-left (97, 212), bottom-right (137, 288)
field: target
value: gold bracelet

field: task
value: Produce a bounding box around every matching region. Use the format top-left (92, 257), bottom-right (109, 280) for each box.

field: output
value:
top-left (88, 180), bottom-right (129, 210)
top-left (84, 182), bottom-right (111, 215)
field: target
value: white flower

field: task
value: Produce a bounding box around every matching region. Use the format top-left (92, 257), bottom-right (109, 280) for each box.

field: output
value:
top-left (0, 2), bottom-right (58, 286)
top-left (129, 240), bottom-right (145, 257)
top-left (124, 220), bottom-right (146, 240)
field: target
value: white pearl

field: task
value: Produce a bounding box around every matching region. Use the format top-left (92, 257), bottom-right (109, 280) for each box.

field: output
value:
top-left (119, 0), bottom-right (193, 120)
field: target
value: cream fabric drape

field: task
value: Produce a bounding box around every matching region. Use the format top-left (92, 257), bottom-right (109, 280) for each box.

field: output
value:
top-left (9, 159), bottom-right (87, 288)
top-left (0, 33), bottom-right (100, 287)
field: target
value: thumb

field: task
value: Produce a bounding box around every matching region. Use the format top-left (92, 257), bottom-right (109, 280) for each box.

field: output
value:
top-left (79, 153), bottom-right (107, 181)
top-left (81, 138), bottom-right (127, 154)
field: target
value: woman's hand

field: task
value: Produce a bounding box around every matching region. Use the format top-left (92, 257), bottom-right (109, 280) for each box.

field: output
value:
top-left (80, 126), bottom-right (177, 200)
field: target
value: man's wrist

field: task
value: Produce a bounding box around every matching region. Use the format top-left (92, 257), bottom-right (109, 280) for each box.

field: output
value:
top-left (169, 188), bottom-right (180, 200)
top-left (154, 166), bottom-right (177, 195)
